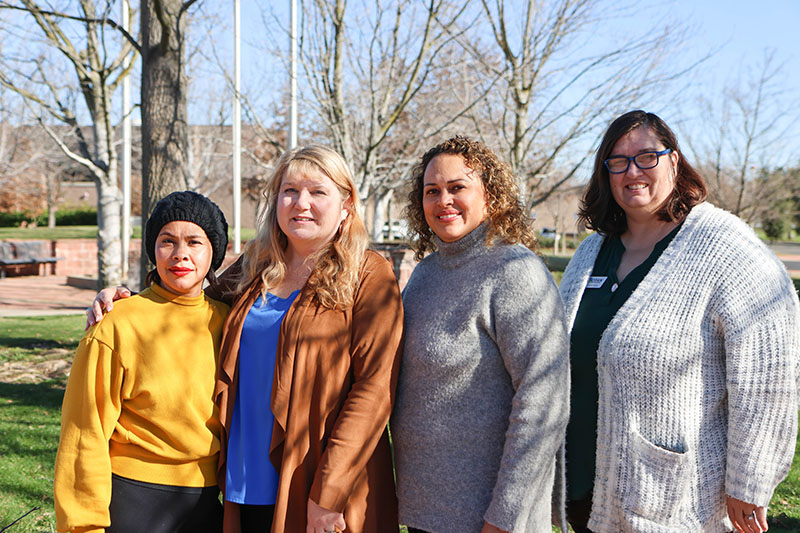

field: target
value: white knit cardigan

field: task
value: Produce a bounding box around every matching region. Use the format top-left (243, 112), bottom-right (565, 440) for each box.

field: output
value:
top-left (559, 202), bottom-right (800, 532)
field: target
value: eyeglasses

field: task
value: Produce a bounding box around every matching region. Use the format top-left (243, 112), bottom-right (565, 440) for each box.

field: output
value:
top-left (604, 148), bottom-right (672, 174)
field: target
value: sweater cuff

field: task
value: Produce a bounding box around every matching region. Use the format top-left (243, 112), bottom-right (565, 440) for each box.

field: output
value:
top-left (725, 472), bottom-right (779, 508)
top-left (483, 498), bottom-right (519, 532)
top-left (309, 478), bottom-right (348, 514)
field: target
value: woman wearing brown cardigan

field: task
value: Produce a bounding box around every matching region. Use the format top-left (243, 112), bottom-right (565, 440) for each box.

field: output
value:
top-left (209, 256), bottom-right (401, 532)
top-left (210, 146), bottom-right (402, 533)
top-left (90, 146), bottom-right (402, 533)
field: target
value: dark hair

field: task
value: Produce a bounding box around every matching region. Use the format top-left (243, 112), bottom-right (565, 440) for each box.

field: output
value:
top-left (579, 110), bottom-right (707, 235)
top-left (404, 135), bottom-right (536, 260)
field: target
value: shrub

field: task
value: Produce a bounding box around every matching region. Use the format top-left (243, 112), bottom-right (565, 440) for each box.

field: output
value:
top-left (34, 208), bottom-right (98, 226)
top-left (763, 217), bottom-right (786, 242)
top-left (0, 212), bottom-right (32, 227)
top-left (538, 236), bottom-right (555, 248)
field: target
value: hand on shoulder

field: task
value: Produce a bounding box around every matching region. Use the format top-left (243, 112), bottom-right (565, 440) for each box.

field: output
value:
top-left (85, 286), bottom-right (132, 329)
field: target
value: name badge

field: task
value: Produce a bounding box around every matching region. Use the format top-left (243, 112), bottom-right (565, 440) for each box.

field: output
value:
top-left (586, 276), bottom-right (607, 289)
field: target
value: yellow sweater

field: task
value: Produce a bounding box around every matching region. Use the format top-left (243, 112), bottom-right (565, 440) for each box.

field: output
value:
top-left (54, 283), bottom-right (230, 533)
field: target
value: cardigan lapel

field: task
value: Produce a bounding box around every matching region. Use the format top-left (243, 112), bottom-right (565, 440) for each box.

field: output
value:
top-left (269, 284), bottom-right (313, 466)
top-left (596, 202), bottom-right (711, 354)
top-left (561, 232), bottom-right (604, 331)
top-left (213, 275), bottom-right (312, 475)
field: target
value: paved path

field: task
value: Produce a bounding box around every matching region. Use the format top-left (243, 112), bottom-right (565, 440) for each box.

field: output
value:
top-left (769, 243), bottom-right (800, 277)
top-left (768, 242), bottom-right (800, 257)
top-left (0, 275), bottom-right (97, 317)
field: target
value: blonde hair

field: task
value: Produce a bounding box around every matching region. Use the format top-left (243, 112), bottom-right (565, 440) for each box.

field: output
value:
top-left (236, 145), bottom-right (368, 309)
top-left (405, 136), bottom-right (537, 260)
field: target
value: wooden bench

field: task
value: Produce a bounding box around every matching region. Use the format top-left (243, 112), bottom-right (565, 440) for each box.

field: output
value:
top-left (0, 241), bottom-right (62, 279)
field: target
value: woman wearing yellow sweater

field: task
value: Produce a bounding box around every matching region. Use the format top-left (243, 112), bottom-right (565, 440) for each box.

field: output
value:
top-left (54, 191), bottom-right (230, 533)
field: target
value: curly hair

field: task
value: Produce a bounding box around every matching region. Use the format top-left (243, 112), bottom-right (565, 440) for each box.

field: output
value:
top-left (235, 145), bottom-right (368, 309)
top-left (404, 136), bottom-right (537, 260)
top-left (579, 110), bottom-right (707, 235)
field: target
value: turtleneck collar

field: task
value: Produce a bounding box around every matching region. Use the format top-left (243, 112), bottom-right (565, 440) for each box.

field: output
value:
top-left (433, 221), bottom-right (491, 268)
top-left (148, 281), bottom-right (206, 307)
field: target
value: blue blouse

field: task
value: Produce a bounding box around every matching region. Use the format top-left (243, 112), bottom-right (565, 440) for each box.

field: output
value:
top-left (224, 290), bottom-right (299, 505)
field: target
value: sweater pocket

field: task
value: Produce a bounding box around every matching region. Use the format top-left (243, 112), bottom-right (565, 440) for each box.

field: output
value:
top-left (623, 428), bottom-right (690, 526)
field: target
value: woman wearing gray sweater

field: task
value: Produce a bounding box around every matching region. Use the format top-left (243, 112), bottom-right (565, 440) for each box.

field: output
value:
top-left (391, 136), bottom-right (570, 533)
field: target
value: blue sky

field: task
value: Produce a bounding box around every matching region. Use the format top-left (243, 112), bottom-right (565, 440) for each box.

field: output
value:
top-left (603, 0), bottom-right (800, 164)
top-left (682, 0), bottom-right (798, 74)
top-left (227, 0), bottom-right (799, 162)
top-left (665, 0), bottom-right (799, 90)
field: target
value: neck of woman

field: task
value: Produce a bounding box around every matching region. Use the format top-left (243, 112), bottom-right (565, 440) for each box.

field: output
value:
top-left (621, 212), bottom-right (678, 252)
top-left (286, 243), bottom-right (319, 272)
top-left (272, 245), bottom-right (318, 297)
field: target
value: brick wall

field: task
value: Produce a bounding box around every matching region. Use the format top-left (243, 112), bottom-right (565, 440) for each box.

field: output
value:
top-left (51, 239), bottom-right (142, 278)
top-left (54, 239), bottom-right (99, 276)
top-left (11, 238), bottom-right (418, 289)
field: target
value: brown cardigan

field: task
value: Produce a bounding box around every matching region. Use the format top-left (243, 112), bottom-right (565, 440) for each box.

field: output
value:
top-left (209, 250), bottom-right (402, 532)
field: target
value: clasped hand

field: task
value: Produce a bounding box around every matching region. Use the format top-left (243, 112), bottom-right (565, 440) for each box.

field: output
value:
top-left (306, 497), bottom-right (346, 533)
top-left (727, 495), bottom-right (768, 533)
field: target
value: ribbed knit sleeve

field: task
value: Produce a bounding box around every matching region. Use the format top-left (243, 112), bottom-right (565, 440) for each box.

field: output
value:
top-left (483, 251), bottom-right (570, 532)
top-left (715, 229), bottom-right (800, 507)
top-left (54, 335), bottom-right (125, 533)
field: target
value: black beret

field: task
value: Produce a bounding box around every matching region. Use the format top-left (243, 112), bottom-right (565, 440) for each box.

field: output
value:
top-left (145, 191), bottom-right (228, 272)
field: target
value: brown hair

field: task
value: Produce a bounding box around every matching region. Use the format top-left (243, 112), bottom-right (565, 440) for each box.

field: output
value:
top-left (235, 145), bottom-right (368, 309)
top-left (404, 135), bottom-right (536, 260)
top-left (579, 110), bottom-right (707, 235)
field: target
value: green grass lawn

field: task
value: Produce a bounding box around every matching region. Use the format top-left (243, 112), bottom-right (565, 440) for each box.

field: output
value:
top-left (771, 425), bottom-right (800, 531)
top-left (0, 315), bottom-right (84, 364)
top-left (0, 314), bottom-right (799, 532)
top-left (0, 225), bottom-right (105, 240)
top-left (754, 228), bottom-right (800, 244)
top-left (0, 315), bottom-right (83, 532)
top-left (0, 225), bottom-right (257, 242)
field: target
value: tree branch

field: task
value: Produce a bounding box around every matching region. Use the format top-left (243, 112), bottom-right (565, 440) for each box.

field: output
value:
top-left (0, 1), bottom-right (141, 53)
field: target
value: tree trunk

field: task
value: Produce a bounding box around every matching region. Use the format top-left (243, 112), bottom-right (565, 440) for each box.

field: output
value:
top-left (139, 0), bottom-right (191, 286)
top-left (45, 163), bottom-right (59, 228)
top-left (369, 190), bottom-right (391, 242)
top-left (96, 181), bottom-right (123, 288)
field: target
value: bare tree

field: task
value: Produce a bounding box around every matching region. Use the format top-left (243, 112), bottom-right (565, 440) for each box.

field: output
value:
top-left (292, 0), bottom-right (475, 239)
top-left (456, 0), bottom-right (702, 211)
top-left (0, 0), bottom-right (136, 286)
top-left (249, 0), bottom-right (703, 238)
top-left (683, 51), bottom-right (797, 224)
top-left (0, 87), bottom-right (48, 211)
top-left (187, 125), bottom-right (231, 195)
top-left (0, 125), bottom-right (57, 215)
top-left (0, 93), bottom-right (72, 224)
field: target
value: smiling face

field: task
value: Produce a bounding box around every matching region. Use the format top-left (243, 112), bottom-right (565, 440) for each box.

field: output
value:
top-left (154, 220), bottom-right (213, 298)
top-left (422, 153), bottom-right (488, 243)
top-left (609, 126), bottom-right (679, 220)
top-left (276, 166), bottom-right (350, 258)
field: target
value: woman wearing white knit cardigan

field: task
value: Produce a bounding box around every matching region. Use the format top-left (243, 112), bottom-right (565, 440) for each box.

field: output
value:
top-left (559, 110), bottom-right (799, 533)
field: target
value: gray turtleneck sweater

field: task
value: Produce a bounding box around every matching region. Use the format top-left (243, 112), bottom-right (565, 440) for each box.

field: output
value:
top-left (391, 224), bottom-right (569, 533)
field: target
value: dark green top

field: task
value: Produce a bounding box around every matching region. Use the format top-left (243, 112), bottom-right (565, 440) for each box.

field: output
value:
top-left (565, 224), bottom-right (681, 501)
